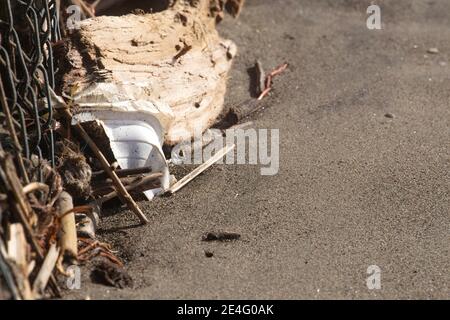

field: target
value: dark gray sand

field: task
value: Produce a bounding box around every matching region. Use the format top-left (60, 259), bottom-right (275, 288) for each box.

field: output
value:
top-left (68, 0), bottom-right (449, 299)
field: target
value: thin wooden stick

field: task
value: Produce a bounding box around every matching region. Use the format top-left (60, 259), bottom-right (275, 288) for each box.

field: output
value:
top-left (92, 172), bottom-right (162, 194)
top-left (58, 108), bottom-right (149, 224)
top-left (32, 244), bottom-right (60, 296)
top-left (167, 144), bottom-right (235, 194)
top-left (92, 166), bottom-right (154, 180)
top-left (97, 172), bottom-right (163, 204)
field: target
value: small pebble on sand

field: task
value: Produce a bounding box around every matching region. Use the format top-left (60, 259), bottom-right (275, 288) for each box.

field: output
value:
top-left (427, 47), bottom-right (439, 54)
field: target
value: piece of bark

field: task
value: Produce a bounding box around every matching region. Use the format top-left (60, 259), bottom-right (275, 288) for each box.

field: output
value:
top-left (60, 0), bottom-right (238, 145)
top-left (57, 192), bottom-right (78, 262)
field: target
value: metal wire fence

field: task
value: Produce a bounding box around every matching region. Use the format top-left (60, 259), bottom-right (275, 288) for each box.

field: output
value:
top-left (0, 0), bottom-right (61, 184)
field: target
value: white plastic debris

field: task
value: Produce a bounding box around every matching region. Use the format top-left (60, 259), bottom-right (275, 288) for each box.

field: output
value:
top-left (71, 83), bottom-right (174, 199)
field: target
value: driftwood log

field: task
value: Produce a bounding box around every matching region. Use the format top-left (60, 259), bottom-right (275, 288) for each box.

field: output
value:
top-left (60, 0), bottom-right (244, 145)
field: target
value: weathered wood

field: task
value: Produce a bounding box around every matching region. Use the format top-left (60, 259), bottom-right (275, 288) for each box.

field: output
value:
top-left (32, 244), bottom-right (60, 296)
top-left (57, 191), bottom-right (78, 262)
top-left (60, 0), bottom-right (239, 145)
top-left (6, 224), bottom-right (33, 300)
top-left (7, 224), bottom-right (27, 269)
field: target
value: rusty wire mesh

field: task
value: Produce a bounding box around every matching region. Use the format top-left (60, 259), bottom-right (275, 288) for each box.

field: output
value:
top-left (0, 0), bottom-right (61, 183)
top-left (0, 0), bottom-right (63, 298)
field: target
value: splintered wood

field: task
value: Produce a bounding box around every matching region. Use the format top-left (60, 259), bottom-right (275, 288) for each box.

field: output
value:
top-left (61, 0), bottom-right (239, 145)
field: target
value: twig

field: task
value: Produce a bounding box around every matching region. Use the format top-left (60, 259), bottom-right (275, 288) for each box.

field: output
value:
top-left (167, 144), bottom-right (235, 194)
top-left (92, 173), bottom-right (161, 188)
top-left (92, 166), bottom-right (154, 180)
top-left (97, 172), bottom-right (163, 204)
top-left (32, 244), bottom-right (60, 297)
